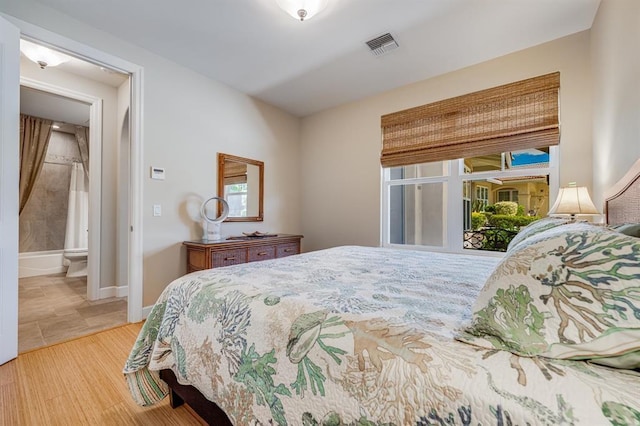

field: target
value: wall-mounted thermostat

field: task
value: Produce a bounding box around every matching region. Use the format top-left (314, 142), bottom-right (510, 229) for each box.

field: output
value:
top-left (150, 166), bottom-right (165, 180)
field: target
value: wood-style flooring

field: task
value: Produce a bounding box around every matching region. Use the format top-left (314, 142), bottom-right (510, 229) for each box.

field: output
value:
top-left (19, 274), bottom-right (127, 353)
top-left (0, 323), bottom-right (204, 425)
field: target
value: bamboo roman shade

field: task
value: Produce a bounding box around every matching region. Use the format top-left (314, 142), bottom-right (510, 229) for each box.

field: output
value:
top-left (380, 72), bottom-right (560, 167)
top-left (224, 162), bottom-right (248, 185)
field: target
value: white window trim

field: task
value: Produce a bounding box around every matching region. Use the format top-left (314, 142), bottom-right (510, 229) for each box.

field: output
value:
top-left (381, 146), bottom-right (559, 257)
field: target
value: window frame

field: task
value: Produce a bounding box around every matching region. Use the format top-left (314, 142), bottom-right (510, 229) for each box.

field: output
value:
top-left (380, 146), bottom-right (559, 256)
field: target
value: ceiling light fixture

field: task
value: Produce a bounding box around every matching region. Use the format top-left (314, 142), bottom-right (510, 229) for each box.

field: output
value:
top-left (20, 39), bottom-right (71, 69)
top-left (275, 0), bottom-right (328, 21)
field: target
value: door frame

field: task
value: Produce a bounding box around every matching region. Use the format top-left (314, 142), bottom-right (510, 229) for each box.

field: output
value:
top-left (0, 15), bottom-right (21, 365)
top-left (8, 15), bottom-right (144, 322)
top-left (20, 77), bottom-right (103, 301)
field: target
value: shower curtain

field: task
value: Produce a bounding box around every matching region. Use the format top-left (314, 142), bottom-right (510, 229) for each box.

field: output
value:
top-left (19, 114), bottom-right (53, 214)
top-left (64, 163), bottom-right (89, 255)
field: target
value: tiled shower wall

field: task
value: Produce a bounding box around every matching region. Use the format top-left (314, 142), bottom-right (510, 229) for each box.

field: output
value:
top-left (19, 131), bottom-right (81, 253)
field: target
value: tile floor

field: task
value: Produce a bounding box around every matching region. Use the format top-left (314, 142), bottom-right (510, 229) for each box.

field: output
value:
top-left (18, 273), bottom-right (127, 353)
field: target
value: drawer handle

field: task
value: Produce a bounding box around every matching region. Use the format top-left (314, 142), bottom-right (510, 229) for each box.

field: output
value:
top-left (257, 252), bottom-right (268, 256)
top-left (224, 256), bottom-right (236, 261)
top-left (284, 248), bottom-right (294, 253)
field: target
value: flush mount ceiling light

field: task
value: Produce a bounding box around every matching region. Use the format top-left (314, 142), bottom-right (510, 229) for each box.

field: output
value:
top-left (20, 39), bottom-right (71, 69)
top-left (275, 0), bottom-right (328, 21)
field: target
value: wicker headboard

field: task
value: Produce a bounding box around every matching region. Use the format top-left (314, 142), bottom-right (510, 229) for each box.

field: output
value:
top-left (604, 158), bottom-right (640, 225)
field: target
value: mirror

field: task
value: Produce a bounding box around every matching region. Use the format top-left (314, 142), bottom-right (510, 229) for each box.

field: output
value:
top-left (218, 153), bottom-right (264, 222)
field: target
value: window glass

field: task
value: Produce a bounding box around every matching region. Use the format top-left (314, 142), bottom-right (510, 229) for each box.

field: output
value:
top-left (475, 185), bottom-right (489, 210)
top-left (497, 189), bottom-right (519, 202)
top-left (464, 148), bottom-right (550, 174)
top-left (225, 183), bottom-right (248, 217)
top-left (463, 177), bottom-right (549, 252)
top-left (383, 147), bottom-right (556, 254)
top-left (389, 182), bottom-right (445, 247)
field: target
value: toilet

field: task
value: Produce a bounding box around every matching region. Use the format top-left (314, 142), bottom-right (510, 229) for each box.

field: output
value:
top-left (64, 248), bottom-right (88, 277)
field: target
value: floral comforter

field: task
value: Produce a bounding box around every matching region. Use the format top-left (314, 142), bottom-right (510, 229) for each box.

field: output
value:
top-left (124, 246), bottom-right (640, 425)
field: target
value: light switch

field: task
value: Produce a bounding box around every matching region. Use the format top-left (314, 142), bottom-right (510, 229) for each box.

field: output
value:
top-left (153, 204), bottom-right (162, 217)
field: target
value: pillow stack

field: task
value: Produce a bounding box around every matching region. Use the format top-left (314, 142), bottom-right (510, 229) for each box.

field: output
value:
top-left (459, 219), bottom-right (640, 370)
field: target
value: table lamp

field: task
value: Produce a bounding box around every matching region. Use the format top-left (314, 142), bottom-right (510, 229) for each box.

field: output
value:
top-left (548, 183), bottom-right (600, 221)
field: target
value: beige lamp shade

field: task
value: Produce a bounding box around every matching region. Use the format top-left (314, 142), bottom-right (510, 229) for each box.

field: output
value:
top-left (549, 185), bottom-right (600, 219)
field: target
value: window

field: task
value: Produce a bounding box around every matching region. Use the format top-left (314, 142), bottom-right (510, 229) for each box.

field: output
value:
top-left (224, 183), bottom-right (248, 217)
top-left (380, 73), bottom-right (560, 254)
top-left (497, 189), bottom-right (519, 202)
top-left (382, 147), bottom-right (558, 254)
top-left (475, 186), bottom-right (489, 209)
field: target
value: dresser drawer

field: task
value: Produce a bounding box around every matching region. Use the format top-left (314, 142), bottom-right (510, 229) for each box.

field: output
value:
top-left (187, 248), bottom-right (207, 272)
top-left (248, 245), bottom-right (276, 262)
top-left (277, 242), bottom-right (299, 258)
top-left (211, 249), bottom-right (247, 268)
top-left (184, 235), bottom-right (302, 272)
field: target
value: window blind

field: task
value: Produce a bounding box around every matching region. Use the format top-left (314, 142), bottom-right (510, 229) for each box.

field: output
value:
top-left (223, 162), bottom-right (247, 185)
top-left (380, 72), bottom-right (560, 168)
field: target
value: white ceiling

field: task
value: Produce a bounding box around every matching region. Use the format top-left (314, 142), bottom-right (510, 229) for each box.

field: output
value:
top-left (19, 52), bottom-right (127, 128)
top-left (20, 85), bottom-right (90, 127)
top-left (32, 0), bottom-right (600, 117)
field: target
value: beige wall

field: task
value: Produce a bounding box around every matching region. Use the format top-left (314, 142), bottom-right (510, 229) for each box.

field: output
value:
top-left (4, 0), bottom-right (301, 306)
top-left (20, 56), bottom-right (120, 289)
top-left (590, 0), bottom-right (640, 207)
top-left (300, 31), bottom-right (592, 252)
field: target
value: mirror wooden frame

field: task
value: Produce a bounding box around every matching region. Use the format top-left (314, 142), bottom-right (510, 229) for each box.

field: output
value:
top-left (217, 153), bottom-right (264, 222)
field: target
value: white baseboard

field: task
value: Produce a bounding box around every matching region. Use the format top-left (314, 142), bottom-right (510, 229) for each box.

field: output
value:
top-left (142, 305), bottom-right (154, 319)
top-left (99, 285), bottom-right (129, 299)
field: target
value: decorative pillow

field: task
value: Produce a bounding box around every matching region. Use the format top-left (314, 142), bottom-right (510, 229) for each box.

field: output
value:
top-left (459, 222), bottom-right (640, 369)
top-left (506, 216), bottom-right (571, 252)
top-left (610, 223), bottom-right (640, 238)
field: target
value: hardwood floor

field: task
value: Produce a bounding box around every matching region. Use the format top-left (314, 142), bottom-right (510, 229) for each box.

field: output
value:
top-left (0, 323), bottom-right (205, 425)
top-left (19, 273), bottom-right (127, 353)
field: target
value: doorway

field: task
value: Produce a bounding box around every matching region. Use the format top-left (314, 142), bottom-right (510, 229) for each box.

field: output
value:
top-left (17, 41), bottom-right (130, 351)
top-left (0, 15), bottom-right (144, 365)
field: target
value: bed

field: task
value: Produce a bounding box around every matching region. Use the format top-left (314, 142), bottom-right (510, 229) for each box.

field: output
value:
top-left (124, 160), bottom-right (640, 425)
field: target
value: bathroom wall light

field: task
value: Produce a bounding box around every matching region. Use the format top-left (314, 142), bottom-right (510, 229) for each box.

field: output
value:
top-left (20, 39), bottom-right (71, 69)
top-left (275, 0), bottom-right (328, 21)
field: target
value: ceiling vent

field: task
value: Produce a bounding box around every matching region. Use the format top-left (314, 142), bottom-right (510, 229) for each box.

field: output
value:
top-left (365, 33), bottom-right (399, 56)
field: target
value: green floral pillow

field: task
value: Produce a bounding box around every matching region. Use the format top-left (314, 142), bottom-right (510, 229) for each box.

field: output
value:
top-left (459, 222), bottom-right (640, 369)
top-left (506, 216), bottom-right (571, 252)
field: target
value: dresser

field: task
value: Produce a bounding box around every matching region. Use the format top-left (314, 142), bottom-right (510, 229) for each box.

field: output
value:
top-left (183, 234), bottom-right (303, 273)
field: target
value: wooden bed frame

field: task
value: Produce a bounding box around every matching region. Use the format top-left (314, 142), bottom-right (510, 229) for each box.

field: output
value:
top-left (159, 369), bottom-right (233, 425)
top-left (159, 157), bottom-right (640, 425)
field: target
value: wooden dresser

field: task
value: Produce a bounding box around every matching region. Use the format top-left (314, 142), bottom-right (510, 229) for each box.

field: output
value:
top-left (183, 234), bottom-right (303, 273)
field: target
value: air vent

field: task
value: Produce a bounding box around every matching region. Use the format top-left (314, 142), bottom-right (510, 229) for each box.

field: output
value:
top-left (365, 33), bottom-right (399, 56)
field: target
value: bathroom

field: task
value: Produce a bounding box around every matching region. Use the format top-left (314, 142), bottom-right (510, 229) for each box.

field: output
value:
top-left (18, 103), bottom-right (90, 280)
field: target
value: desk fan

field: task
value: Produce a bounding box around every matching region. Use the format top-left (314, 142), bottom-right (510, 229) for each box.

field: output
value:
top-left (200, 196), bottom-right (229, 240)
